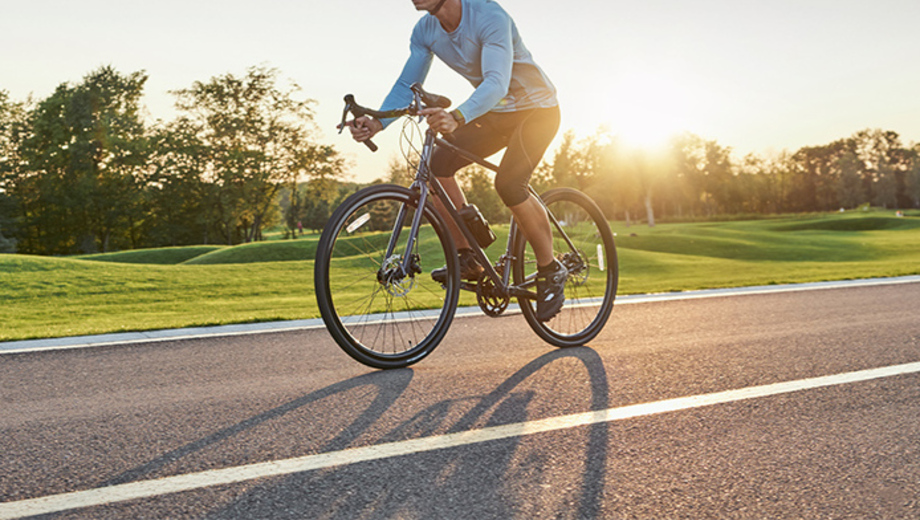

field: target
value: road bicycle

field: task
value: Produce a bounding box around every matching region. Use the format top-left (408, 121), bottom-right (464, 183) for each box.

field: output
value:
top-left (314, 83), bottom-right (617, 369)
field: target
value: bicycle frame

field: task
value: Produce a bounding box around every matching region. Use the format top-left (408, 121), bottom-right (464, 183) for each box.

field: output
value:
top-left (343, 83), bottom-right (583, 302)
top-left (387, 125), bottom-right (582, 301)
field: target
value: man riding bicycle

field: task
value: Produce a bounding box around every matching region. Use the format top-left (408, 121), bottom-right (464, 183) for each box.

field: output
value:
top-left (347, 0), bottom-right (565, 321)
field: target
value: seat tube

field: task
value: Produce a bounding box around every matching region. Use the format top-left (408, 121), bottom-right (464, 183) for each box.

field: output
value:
top-left (501, 217), bottom-right (517, 287)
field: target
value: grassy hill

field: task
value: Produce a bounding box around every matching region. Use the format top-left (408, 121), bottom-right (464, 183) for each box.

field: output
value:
top-left (76, 246), bottom-right (225, 265)
top-left (2, 210), bottom-right (919, 342)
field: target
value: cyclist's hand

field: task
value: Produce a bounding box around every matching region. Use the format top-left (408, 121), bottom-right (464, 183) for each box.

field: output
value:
top-left (345, 116), bottom-right (382, 143)
top-left (419, 108), bottom-right (458, 135)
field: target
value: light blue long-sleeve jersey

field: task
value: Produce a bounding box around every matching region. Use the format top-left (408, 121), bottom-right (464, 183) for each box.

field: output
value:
top-left (379, 0), bottom-right (557, 127)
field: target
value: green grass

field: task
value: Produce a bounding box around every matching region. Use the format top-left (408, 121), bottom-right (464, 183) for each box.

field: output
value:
top-left (0, 255), bottom-right (317, 341)
top-left (611, 211), bottom-right (920, 294)
top-left (2, 210), bottom-right (919, 342)
top-left (184, 238), bottom-right (321, 265)
top-left (76, 246), bottom-right (226, 265)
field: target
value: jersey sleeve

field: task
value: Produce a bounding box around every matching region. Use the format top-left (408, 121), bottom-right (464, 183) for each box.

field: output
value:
top-left (378, 24), bottom-right (433, 129)
top-left (455, 7), bottom-right (513, 123)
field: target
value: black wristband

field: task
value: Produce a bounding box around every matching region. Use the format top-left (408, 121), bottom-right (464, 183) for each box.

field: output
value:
top-left (450, 109), bottom-right (466, 126)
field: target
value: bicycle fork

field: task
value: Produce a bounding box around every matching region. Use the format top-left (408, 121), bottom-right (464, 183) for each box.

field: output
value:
top-left (377, 187), bottom-right (429, 288)
top-left (375, 125), bottom-right (435, 286)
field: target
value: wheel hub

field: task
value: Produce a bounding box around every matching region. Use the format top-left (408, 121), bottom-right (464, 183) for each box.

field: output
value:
top-left (379, 255), bottom-right (416, 297)
top-left (561, 250), bottom-right (588, 286)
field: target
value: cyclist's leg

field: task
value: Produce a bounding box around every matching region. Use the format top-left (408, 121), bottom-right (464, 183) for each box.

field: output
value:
top-left (508, 195), bottom-right (554, 265)
top-left (495, 105), bottom-right (561, 268)
top-left (429, 118), bottom-right (507, 250)
top-left (494, 106), bottom-right (562, 320)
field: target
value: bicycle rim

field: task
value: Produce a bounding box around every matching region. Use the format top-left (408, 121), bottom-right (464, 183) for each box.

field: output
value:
top-left (314, 184), bottom-right (459, 368)
top-left (513, 188), bottom-right (618, 346)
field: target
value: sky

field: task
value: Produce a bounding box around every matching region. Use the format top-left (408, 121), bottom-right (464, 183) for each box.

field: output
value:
top-left (3, 0), bottom-right (920, 182)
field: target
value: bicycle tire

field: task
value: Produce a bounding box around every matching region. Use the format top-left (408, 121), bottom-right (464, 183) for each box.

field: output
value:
top-left (512, 187), bottom-right (618, 347)
top-left (314, 184), bottom-right (460, 369)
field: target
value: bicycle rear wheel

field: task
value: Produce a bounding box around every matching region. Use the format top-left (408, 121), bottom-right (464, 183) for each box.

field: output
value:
top-left (512, 187), bottom-right (618, 347)
top-left (314, 184), bottom-right (459, 369)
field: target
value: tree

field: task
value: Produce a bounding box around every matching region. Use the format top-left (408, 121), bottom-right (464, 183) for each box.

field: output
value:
top-left (835, 151), bottom-right (864, 209)
top-left (668, 133), bottom-right (737, 217)
top-left (12, 67), bottom-right (149, 254)
top-left (171, 66), bottom-right (338, 244)
top-left (288, 144), bottom-right (346, 236)
top-left (735, 152), bottom-right (788, 215)
top-left (904, 145), bottom-right (920, 209)
top-left (545, 129), bottom-right (635, 222)
top-left (547, 130), bottom-right (601, 192)
top-left (852, 129), bottom-right (904, 209)
top-left (788, 140), bottom-right (852, 213)
top-left (144, 117), bottom-right (219, 246)
top-left (0, 90), bottom-right (27, 253)
top-left (874, 160), bottom-right (899, 209)
top-left (616, 144), bottom-right (675, 227)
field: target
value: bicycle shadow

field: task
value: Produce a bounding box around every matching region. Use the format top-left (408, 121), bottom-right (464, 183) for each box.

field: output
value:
top-left (100, 368), bottom-right (415, 487)
top-left (206, 347), bottom-right (611, 519)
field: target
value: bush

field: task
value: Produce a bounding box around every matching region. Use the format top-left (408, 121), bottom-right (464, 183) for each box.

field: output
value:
top-left (0, 233), bottom-right (16, 254)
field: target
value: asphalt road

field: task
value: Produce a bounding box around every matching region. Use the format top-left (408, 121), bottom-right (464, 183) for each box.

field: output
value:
top-left (2, 281), bottom-right (919, 519)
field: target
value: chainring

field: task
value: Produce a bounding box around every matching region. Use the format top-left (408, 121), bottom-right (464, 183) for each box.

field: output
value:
top-left (475, 270), bottom-right (510, 317)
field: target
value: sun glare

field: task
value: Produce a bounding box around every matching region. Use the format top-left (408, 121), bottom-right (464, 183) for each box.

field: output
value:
top-left (599, 69), bottom-right (696, 151)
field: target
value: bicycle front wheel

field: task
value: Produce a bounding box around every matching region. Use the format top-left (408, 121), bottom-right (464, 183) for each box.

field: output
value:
top-left (512, 187), bottom-right (618, 347)
top-left (314, 184), bottom-right (459, 369)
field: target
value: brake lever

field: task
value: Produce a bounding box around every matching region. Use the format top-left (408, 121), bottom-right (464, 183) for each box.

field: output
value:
top-left (338, 101), bottom-right (351, 135)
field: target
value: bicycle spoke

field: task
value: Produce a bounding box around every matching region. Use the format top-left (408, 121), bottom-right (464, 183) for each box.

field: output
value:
top-left (315, 185), bottom-right (458, 368)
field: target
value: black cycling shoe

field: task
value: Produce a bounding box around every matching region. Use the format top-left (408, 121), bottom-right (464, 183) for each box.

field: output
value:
top-left (431, 248), bottom-right (484, 284)
top-left (535, 259), bottom-right (566, 322)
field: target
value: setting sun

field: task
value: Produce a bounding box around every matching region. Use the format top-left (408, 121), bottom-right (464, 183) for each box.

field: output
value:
top-left (597, 69), bottom-right (698, 150)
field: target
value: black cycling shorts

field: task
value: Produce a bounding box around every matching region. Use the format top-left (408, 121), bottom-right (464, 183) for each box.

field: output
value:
top-left (429, 105), bottom-right (560, 207)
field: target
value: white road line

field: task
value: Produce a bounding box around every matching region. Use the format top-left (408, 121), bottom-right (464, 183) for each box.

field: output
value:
top-left (3, 275), bottom-right (919, 355)
top-left (2, 360), bottom-right (919, 519)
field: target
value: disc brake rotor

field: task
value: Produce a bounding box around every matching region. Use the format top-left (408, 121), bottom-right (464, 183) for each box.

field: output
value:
top-left (379, 255), bottom-right (416, 297)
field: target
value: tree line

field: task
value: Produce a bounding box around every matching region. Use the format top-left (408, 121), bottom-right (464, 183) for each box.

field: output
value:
top-left (532, 128), bottom-right (920, 229)
top-left (2, 65), bottom-right (919, 256)
top-left (0, 65), bottom-right (347, 255)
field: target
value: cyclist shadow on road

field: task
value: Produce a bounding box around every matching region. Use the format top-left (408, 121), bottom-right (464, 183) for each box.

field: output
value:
top-left (206, 347), bottom-right (611, 519)
top-left (101, 368), bottom-right (416, 487)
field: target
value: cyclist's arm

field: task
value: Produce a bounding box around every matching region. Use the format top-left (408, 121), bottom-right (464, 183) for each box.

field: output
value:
top-left (453, 7), bottom-right (513, 124)
top-left (378, 30), bottom-right (433, 129)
